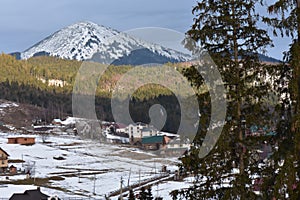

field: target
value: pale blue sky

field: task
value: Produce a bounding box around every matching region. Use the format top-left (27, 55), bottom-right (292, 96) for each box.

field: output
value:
top-left (0, 0), bottom-right (291, 59)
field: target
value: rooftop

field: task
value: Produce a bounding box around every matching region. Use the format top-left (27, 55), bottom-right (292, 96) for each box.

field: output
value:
top-left (9, 188), bottom-right (50, 200)
top-left (142, 135), bottom-right (164, 144)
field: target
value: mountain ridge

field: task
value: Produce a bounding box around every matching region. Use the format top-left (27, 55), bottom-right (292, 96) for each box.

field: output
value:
top-left (11, 21), bottom-right (282, 64)
top-left (20, 21), bottom-right (191, 65)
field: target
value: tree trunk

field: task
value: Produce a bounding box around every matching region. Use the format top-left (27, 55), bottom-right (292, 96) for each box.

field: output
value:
top-left (297, 1), bottom-right (300, 114)
top-left (231, 2), bottom-right (245, 199)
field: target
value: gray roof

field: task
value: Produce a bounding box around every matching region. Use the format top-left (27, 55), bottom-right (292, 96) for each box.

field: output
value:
top-left (9, 188), bottom-right (50, 200)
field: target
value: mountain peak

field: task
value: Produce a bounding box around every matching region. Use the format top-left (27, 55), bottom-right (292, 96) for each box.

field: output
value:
top-left (67, 21), bottom-right (115, 32)
top-left (20, 21), bottom-right (190, 65)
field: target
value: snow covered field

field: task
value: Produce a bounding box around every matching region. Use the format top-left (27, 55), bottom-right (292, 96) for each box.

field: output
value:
top-left (0, 132), bottom-right (191, 199)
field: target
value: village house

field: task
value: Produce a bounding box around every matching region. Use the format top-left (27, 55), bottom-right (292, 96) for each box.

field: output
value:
top-left (165, 137), bottom-right (191, 156)
top-left (115, 123), bottom-right (127, 133)
top-left (141, 127), bottom-right (156, 137)
top-left (52, 118), bottom-right (62, 125)
top-left (106, 133), bottom-right (129, 144)
top-left (102, 122), bottom-right (129, 144)
top-left (126, 122), bottom-right (158, 144)
top-left (126, 122), bottom-right (146, 142)
top-left (0, 147), bottom-right (9, 172)
top-left (166, 137), bottom-right (190, 149)
top-left (7, 137), bottom-right (35, 145)
top-left (141, 135), bottom-right (171, 150)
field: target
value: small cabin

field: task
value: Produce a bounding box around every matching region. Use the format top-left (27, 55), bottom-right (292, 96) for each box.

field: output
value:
top-left (9, 165), bottom-right (17, 174)
top-left (8, 137), bottom-right (35, 145)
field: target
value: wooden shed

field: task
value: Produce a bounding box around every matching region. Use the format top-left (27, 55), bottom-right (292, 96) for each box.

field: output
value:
top-left (8, 137), bottom-right (35, 145)
top-left (9, 165), bottom-right (17, 174)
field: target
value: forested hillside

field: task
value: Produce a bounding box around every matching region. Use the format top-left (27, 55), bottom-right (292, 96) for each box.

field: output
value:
top-left (0, 53), bottom-right (191, 132)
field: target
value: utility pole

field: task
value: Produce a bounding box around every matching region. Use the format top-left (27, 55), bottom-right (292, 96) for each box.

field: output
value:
top-left (33, 161), bottom-right (36, 184)
top-left (120, 176), bottom-right (124, 200)
top-left (93, 174), bottom-right (96, 195)
top-left (78, 170), bottom-right (81, 183)
top-left (127, 168), bottom-right (131, 187)
top-left (139, 169), bottom-right (141, 187)
top-left (156, 183), bottom-right (159, 198)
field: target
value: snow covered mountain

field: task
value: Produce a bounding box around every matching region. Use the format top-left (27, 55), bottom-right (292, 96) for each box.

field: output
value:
top-left (20, 21), bottom-right (191, 65)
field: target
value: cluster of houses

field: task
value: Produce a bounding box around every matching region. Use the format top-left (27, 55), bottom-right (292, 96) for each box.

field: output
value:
top-left (0, 134), bottom-right (60, 199)
top-left (37, 117), bottom-right (191, 155)
top-left (102, 121), bottom-right (191, 155)
top-left (32, 116), bottom-right (277, 159)
top-left (0, 136), bottom-right (36, 175)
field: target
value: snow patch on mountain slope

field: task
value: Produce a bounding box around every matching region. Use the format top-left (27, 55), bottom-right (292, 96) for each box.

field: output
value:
top-left (21, 21), bottom-right (190, 64)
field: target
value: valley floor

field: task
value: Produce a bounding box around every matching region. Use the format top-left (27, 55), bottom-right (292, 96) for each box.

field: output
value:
top-left (0, 132), bottom-right (191, 199)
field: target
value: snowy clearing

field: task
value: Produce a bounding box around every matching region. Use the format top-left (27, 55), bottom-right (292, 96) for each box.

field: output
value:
top-left (0, 132), bottom-right (190, 199)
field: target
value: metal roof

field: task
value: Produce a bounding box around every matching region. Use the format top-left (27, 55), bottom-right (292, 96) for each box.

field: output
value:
top-left (142, 135), bottom-right (164, 144)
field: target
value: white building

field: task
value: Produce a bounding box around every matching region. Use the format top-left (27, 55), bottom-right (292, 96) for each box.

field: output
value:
top-left (126, 122), bottom-right (158, 143)
top-left (167, 137), bottom-right (190, 149)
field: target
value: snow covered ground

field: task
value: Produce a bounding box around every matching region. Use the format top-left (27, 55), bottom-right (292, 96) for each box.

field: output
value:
top-left (0, 132), bottom-right (191, 199)
top-left (0, 101), bottom-right (19, 116)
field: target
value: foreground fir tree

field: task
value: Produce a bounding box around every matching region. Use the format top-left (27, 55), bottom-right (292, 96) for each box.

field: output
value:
top-left (138, 187), bottom-right (154, 200)
top-left (261, 0), bottom-right (300, 199)
top-left (178, 0), bottom-right (277, 199)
